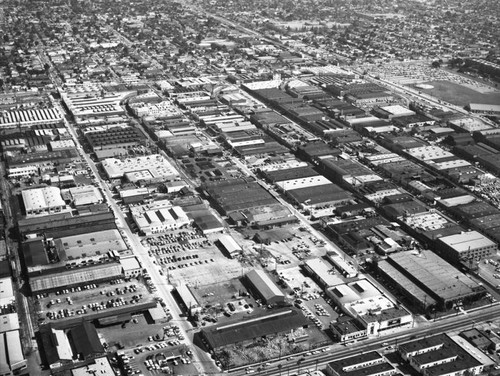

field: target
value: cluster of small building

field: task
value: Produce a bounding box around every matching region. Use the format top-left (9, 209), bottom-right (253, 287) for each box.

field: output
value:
top-left (326, 331), bottom-right (498, 376)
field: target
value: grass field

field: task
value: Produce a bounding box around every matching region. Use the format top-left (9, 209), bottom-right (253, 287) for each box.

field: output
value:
top-left (411, 80), bottom-right (500, 106)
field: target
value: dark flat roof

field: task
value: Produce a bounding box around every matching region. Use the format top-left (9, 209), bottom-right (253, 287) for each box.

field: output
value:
top-left (387, 251), bottom-right (482, 302)
top-left (328, 351), bottom-right (383, 371)
top-left (263, 166), bottom-right (318, 182)
top-left (202, 308), bottom-right (308, 349)
top-left (288, 184), bottom-right (351, 205)
top-left (400, 334), bottom-right (482, 376)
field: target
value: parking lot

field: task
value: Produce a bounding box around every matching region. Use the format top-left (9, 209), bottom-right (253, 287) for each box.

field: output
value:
top-left (239, 226), bottom-right (328, 269)
top-left (190, 278), bottom-right (263, 326)
top-left (144, 230), bottom-right (253, 286)
top-left (477, 257), bottom-right (500, 294)
top-left (34, 278), bottom-right (154, 324)
top-left (278, 266), bottom-right (341, 329)
top-left (114, 336), bottom-right (197, 376)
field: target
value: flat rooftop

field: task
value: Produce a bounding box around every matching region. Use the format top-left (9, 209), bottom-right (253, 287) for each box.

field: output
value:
top-left (55, 229), bottom-right (127, 260)
top-left (387, 251), bottom-right (481, 302)
top-left (328, 351), bottom-right (383, 372)
top-left (202, 308), bottom-right (308, 349)
top-left (438, 231), bottom-right (497, 253)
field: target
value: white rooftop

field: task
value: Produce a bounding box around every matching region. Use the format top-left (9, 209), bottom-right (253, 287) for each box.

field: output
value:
top-left (21, 186), bottom-right (66, 212)
top-left (120, 256), bottom-right (141, 271)
top-left (439, 231), bottom-right (497, 253)
top-left (380, 105), bottom-right (416, 116)
top-left (102, 154), bottom-right (179, 181)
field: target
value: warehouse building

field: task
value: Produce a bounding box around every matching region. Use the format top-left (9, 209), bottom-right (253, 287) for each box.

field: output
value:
top-left (70, 357), bottom-right (116, 376)
top-left (18, 211), bottom-right (116, 238)
top-left (325, 351), bottom-right (397, 376)
top-left (245, 269), bottom-right (285, 305)
top-left (39, 321), bottom-right (105, 370)
top-left (460, 328), bottom-right (494, 352)
top-left (436, 231), bottom-right (497, 263)
top-left (326, 253), bottom-right (358, 278)
top-left (0, 330), bottom-right (27, 375)
top-left (377, 251), bottom-right (485, 311)
top-left (63, 185), bottom-right (104, 207)
top-left (22, 186), bottom-right (67, 216)
top-left (191, 211), bottom-right (225, 235)
top-left (0, 313), bottom-right (20, 334)
top-left (286, 184), bottom-right (352, 212)
top-left (0, 107), bottom-right (63, 129)
top-left (399, 333), bottom-right (487, 376)
top-left (120, 256), bottom-right (142, 278)
top-left (303, 258), bottom-right (344, 289)
top-left (216, 234), bottom-right (242, 259)
top-left (101, 154), bottom-right (179, 183)
top-left (53, 229), bottom-right (127, 261)
top-left (29, 261), bottom-right (123, 293)
top-left (200, 308), bottom-right (308, 350)
top-left (0, 277), bottom-right (15, 307)
top-left (118, 188), bottom-right (150, 204)
top-left (131, 202), bottom-right (190, 235)
top-left (85, 126), bottom-right (146, 151)
top-left (61, 88), bottom-right (133, 122)
top-left (175, 283), bottom-right (201, 314)
top-left (203, 178), bottom-right (294, 228)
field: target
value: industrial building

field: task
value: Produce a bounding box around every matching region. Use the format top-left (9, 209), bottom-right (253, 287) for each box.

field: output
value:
top-left (200, 308), bottom-right (308, 350)
top-left (29, 260), bottom-right (123, 293)
top-left (131, 201), bottom-right (190, 235)
top-left (303, 258), bottom-right (344, 289)
top-left (377, 251), bottom-right (485, 311)
top-left (190, 210), bottom-right (226, 234)
top-left (120, 256), bottom-right (142, 278)
top-left (0, 330), bottom-right (27, 375)
top-left (175, 283), bottom-right (201, 314)
top-left (286, 184), bottom-right (352, 211)
top-left (203, 178), bottom-right (294, 228)
top-left (101, 154), bottom-right (179, 183)
top-left (21, 186), bottom-right (67, 216)
top-left (245, 269), bottom-right (285, 305)
top-left (325, 351), bottom-right (397, 376)
top-left (436, 231), bottom-right (497, 263)
top-left (70, 357), bottom-right (116, 376)
top-left (53, 229), bottom-right (128, 260)
top-left (0, 277), bottom-right (15, 308)
top-left (39, 321), bottom-right (105, 370)
top-left (119, 188), bottom-right (150, 204)
top-left (216, 234), bottom-right (242, 259)
top-left (466, 103), bottom-right (500, 116)
top-left (326, 253), bottom-right (358, 278)
top-left (85, 126), bottom-right (146, 151)
top-left (203, 178), bottom-right (276, 215)
top-left (18, 211), bottom-right (116, 238)
top-left (330, 318), bottom-right (367, 343)
top-left (398, 333), bottom-right (489, 376)
top-left (61, 87), bottom-right (133, 122)
top-left (0, 107), bottom-right (63, 129)
top-left (460, 328), bottom-right (495, 352)
top-left (327, 279), bottom-right (413, 337)
top-left (63, 185), bottom-right (104, 207)
top-left (372, 105), bottom-right (416, 120)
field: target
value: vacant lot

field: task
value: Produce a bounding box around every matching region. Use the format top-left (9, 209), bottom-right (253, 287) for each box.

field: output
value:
top-left (414, 80), bottom-right (500, 106)
top-left (216, 326), bottom-right (330, 368)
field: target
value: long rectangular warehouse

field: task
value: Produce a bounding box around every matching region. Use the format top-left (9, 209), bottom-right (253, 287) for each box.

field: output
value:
top-left (245, 269), bottom-right (285, 305)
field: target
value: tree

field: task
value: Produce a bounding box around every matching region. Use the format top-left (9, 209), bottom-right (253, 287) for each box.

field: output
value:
top-left (431, 61), bottom-right (441, 69)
